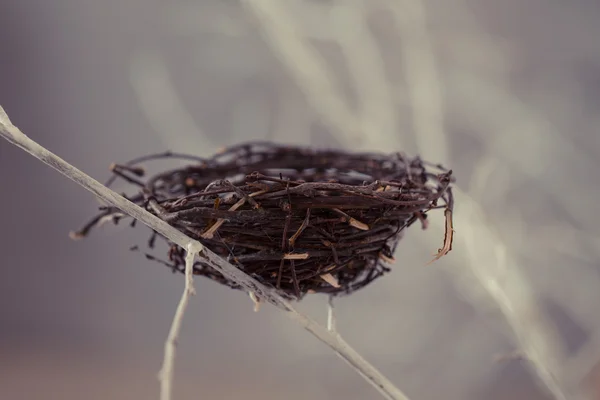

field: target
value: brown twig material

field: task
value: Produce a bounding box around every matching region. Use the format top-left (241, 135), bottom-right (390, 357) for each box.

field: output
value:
top-left (75, 141), bottom-right (454, 299)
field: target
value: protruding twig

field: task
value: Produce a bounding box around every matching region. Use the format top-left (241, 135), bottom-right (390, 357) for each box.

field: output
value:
top-left (427, 207), bottom-right (454, 265)
top-left (321, 273), bottom-right (340, 288)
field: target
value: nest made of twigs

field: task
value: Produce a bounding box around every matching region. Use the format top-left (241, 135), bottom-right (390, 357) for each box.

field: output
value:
top-left (74, 142), bottom-right (454, 300)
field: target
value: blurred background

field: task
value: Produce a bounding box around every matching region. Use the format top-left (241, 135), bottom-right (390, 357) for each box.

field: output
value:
top-left (1, 1), bottom-right (600, 399)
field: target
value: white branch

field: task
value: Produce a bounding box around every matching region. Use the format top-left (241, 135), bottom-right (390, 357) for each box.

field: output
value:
top-left (385, 0), bottom-right (448, 166)
top-left (0, 105), bottom-right (411, 400)
top-left (240, 0), bottom-right (365, 146)
top-left (330, 0), bottom-right (400, 150)
top-left (441, 159), bottom-right (572, 400)
top-left (158, 242), bottom-right (199, 400)
top-left (327, 296), bottom-right (337, 333)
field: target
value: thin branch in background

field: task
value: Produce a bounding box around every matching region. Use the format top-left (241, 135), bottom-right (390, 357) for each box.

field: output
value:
top-left (240, 0), bottom-right (365, 146)
top-left (159, 242), bottom-right (199, 400)
top-left (129, 50), bottom-right (217, 155)
top-left (449, 158), bottom-right (571, 400)
top-left (0, 105), bottom-right (411, 400)
top-left (329, 0), bottom-right (401, 150)
top-left (449, 70), bottom-right (598, 233)
top-left (458, 191), bottom-right (570, 400)
top-left (383, 0), bottom-right (448, 166)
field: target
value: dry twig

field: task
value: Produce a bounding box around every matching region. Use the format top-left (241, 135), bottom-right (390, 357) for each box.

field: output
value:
top-left (158, 242), bottom-right (199, 400)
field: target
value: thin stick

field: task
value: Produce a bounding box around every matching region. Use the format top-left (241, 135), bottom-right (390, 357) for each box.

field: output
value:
top-left (0, 105), bottom-right (410, 400)
top-left (460, 158), bottom-right (571, 400)
top-left (327, 296), bottom-right (337, 333)
top-left (158, 242), bottom-right (199, 400)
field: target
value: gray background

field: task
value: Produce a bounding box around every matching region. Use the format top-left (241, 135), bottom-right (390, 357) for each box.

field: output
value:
top-left (1, 1), bottom-right (600, 399)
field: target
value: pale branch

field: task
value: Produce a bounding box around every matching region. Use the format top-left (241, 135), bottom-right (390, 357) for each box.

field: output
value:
top-left (461, 158), bottom-right (573, 400)
top-left (0, 105), bottom-right (411, 400)
top-left (328, 295), bottom-right (337, 333)
top-left (158, 242), bottom-right (199, 400)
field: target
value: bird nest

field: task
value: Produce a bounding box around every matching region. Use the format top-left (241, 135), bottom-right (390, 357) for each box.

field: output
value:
top-left (74, 142), bottom-right (454, 299)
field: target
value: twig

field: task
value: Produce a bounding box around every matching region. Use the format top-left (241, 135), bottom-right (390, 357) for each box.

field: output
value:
top-left (158, 242), bottom-right (199, 400)
top-left (240, 0), bottom-right (364, 145)
top-left (460, 199), bottom-right (570, 400)
top-left (0, 105), bottom-right (411, 400)
top-left (448, 158), bottom-right (571, 400)
top-left (327, 295), bottom-right (337, 333)
top-left (329, 0), bottom-right (400, 150)
top-left (384, 0), bottom-right (448, 166)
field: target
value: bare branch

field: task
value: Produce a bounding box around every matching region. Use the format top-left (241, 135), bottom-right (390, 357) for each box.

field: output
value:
top-left (440, 159), bottom-right (572, 400)
top-left (327, 296), bottom-right (337, 333)
top-left (159, 242), bottom-right (199, 400)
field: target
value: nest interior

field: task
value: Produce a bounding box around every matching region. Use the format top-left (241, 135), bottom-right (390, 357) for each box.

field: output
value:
top-left (75, 142), bottom-right (454, 300)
